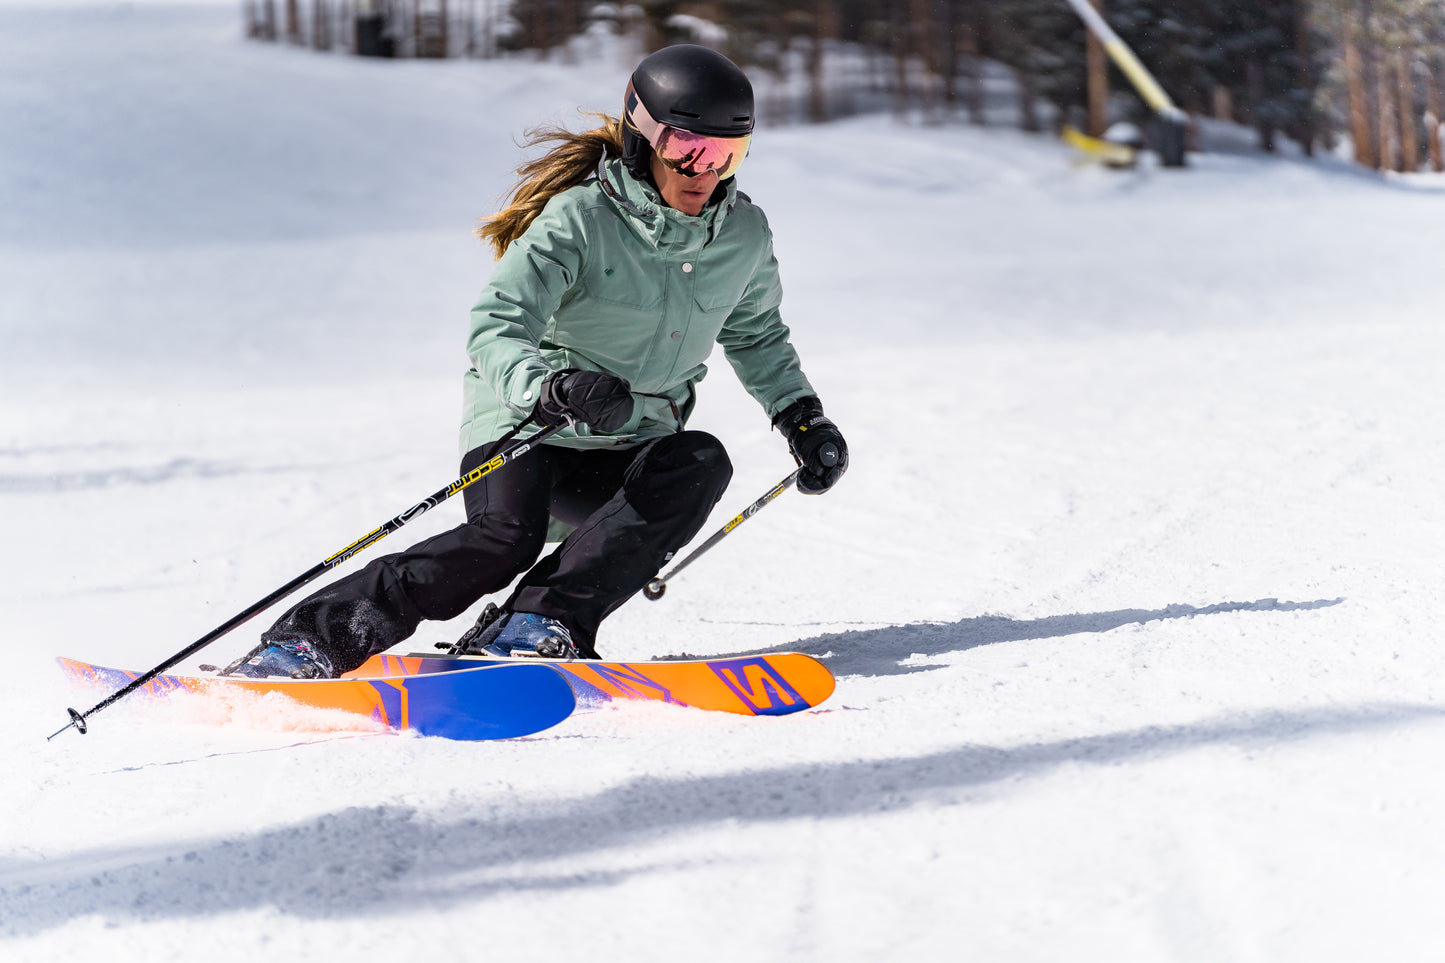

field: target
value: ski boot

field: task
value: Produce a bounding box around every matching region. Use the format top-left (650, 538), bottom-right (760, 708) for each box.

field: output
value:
top-left (450, 602), bottom-right (505, 655)
top-left (226, 639), bottom-right (334, 679)
top-left (470, 610), bottom-right (580, 659)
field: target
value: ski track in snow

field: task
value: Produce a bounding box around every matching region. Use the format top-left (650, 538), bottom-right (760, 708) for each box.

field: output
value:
top-left (3, 3), bottom-right (1445, 962)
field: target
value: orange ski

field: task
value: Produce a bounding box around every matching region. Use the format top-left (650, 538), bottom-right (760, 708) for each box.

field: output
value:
top-left (349, 652), bottom-right (835, 716)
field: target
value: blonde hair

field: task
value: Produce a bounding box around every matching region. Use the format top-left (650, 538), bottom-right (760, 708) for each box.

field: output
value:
top-left (476, 112), bottom-right (625, 260)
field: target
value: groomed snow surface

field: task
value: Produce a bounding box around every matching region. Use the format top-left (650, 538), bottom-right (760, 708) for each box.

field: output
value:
top-left (4, 3), bottom-right (1445, 960)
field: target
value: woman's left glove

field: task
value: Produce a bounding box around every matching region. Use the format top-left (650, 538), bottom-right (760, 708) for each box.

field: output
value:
top-left (774, 396), bottom-right (849, 494)
top-left (536, 369), bottom-right (635, 432)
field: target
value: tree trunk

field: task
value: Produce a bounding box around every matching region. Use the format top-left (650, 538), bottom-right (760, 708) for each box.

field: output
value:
top-left (808, 0), bottom-right (837, 123)
top-left (910, 0), bottom-right (940, 122)
top-left (1212, 85), bottom-right (1233, 121)
top-left (552, 0), bottom-right (574, 62)
top-left (1247, 58), bottom-right (1276, 152)
top-left (1377, 46), bottom-right (1398, 170)
top-left (1292, 0), bottom-right (1314, 155)
top-left (1086, 0), bottom-right (1109, 137)
top-left (1396, 48), bottom-right (1418, 172)
top-left (285, 0), bottom-right (301, 43)
top-left (312, 0), bottom-right (330, 49)
top-left (958, 0), bottom-right (984, 125)
top-left (1427, 61), bottom-right (1444, 173)
top-left (1344, 10), bottom-right (1376, 168)
top-left (938, 0), bottom-right (958, 118)
top-left (1017, 67), bottom-right (1040, 132)
top-left (891, 2), bottom-right (909, 119)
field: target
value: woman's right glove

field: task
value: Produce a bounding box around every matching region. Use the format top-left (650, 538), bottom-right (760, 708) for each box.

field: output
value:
top-left (535, 369), bottom-right (635, 432)
top-left (774, 396), bottom-right (849, 494)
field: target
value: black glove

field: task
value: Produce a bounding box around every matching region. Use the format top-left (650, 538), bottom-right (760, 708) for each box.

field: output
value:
top-left (535, 369), bottom-right (635, 432)
top-left (774, 396), bottom-right (848, 494)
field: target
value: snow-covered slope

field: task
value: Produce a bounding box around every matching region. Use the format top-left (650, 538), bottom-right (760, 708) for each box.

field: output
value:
top-left (3, 4), bottom-right (1444, 961)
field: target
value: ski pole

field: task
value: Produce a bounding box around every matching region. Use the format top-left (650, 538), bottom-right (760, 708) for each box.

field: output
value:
top-left (47, 417), bottom-right (569, 741)
top-left (643, 468), bottom-right (801, 601)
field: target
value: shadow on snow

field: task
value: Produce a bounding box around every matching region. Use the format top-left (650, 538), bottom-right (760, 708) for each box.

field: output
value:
top-left (725, 597), bottom-right (1346, 678)
top-left (3, 693), bottom-right (1437, 936)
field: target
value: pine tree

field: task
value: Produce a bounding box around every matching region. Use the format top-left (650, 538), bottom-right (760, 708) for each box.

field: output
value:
top-left (988, 0), bottom-right (1089, 123)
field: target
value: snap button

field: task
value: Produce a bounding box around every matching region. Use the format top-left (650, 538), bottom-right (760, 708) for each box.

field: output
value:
top-left (522, 390), bottom-right (533, 402)
top-left (671, 331), bottom-right (682, 340)
top-left (681, 262), bottom-right (693, 273)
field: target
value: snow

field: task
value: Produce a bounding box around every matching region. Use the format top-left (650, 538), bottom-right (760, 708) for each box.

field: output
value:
top-left (4, 4), bottom-right (1445, 961)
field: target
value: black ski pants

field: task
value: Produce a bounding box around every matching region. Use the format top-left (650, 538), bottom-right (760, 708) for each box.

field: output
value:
top-left (261, 430), bottom-right (732, 671)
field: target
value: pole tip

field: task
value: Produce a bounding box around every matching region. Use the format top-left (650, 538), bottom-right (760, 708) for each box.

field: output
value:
top-left (47, 708), bottom-right (87, 741)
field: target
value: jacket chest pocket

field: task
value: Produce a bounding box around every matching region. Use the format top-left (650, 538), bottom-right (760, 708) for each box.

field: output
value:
top-left (580, 250), bottom-right (666, 309)
top-left (691, 266), bottom-right (751, 314)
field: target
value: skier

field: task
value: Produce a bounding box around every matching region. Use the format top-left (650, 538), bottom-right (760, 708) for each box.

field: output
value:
top-left (231, 44), bottom-right (847, 678)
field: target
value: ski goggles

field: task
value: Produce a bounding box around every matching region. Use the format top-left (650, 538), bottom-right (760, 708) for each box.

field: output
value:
top-left (625, 82), bottom-right (751, 180)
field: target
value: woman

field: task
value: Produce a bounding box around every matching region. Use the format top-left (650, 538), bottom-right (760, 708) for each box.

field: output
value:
top-left (231, 44), bottom-right (848, 678)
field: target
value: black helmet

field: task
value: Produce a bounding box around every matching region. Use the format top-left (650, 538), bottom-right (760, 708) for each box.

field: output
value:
top-left (622, 44), bottom-right (754, 180)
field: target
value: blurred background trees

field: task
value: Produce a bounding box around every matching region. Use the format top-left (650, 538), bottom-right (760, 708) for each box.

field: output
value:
top-left (242, 0), bottom-right (1445, 172)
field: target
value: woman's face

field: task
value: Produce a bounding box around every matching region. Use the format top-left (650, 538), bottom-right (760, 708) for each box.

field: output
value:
top-left (649, 153), bottom-right (720, 217)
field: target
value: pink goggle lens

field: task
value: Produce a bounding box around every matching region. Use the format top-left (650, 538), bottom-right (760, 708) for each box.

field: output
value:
top-left (651, 126), bottom-right (751, 180)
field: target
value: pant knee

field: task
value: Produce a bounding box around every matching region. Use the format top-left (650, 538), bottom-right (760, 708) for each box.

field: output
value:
top-left (466, 512), bottom-right (549, 574)
top-left (626, 431), bottom-right (732, 519)
top-left (684, 431), bottom-right (734, 489)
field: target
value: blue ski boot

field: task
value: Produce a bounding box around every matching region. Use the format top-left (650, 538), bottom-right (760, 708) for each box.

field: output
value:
top-left (477, 612), bottom-right (579, 659)
top-left (229, 639), bottom-right (334, 679)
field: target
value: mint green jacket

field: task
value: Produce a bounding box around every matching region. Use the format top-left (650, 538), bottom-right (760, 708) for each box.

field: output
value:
top-left (460, 158), bottom-right (815, 454)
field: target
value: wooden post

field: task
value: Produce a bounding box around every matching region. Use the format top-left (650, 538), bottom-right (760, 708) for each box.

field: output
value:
top-left (1086, 0), bottom-right (1109, 137)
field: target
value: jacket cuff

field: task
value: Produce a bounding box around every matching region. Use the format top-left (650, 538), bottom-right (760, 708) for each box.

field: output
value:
top-left (772, 395), bottom-right (823, 428)
top-left (503, 363), bottom-right (553, 415)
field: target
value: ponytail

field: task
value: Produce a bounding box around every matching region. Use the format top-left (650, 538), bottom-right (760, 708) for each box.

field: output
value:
top-left (476, 112), bottom-right (624, 260)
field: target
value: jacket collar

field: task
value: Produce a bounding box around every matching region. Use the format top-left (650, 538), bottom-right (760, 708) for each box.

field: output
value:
top-left (595, 157), bottom-right (736, 247)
